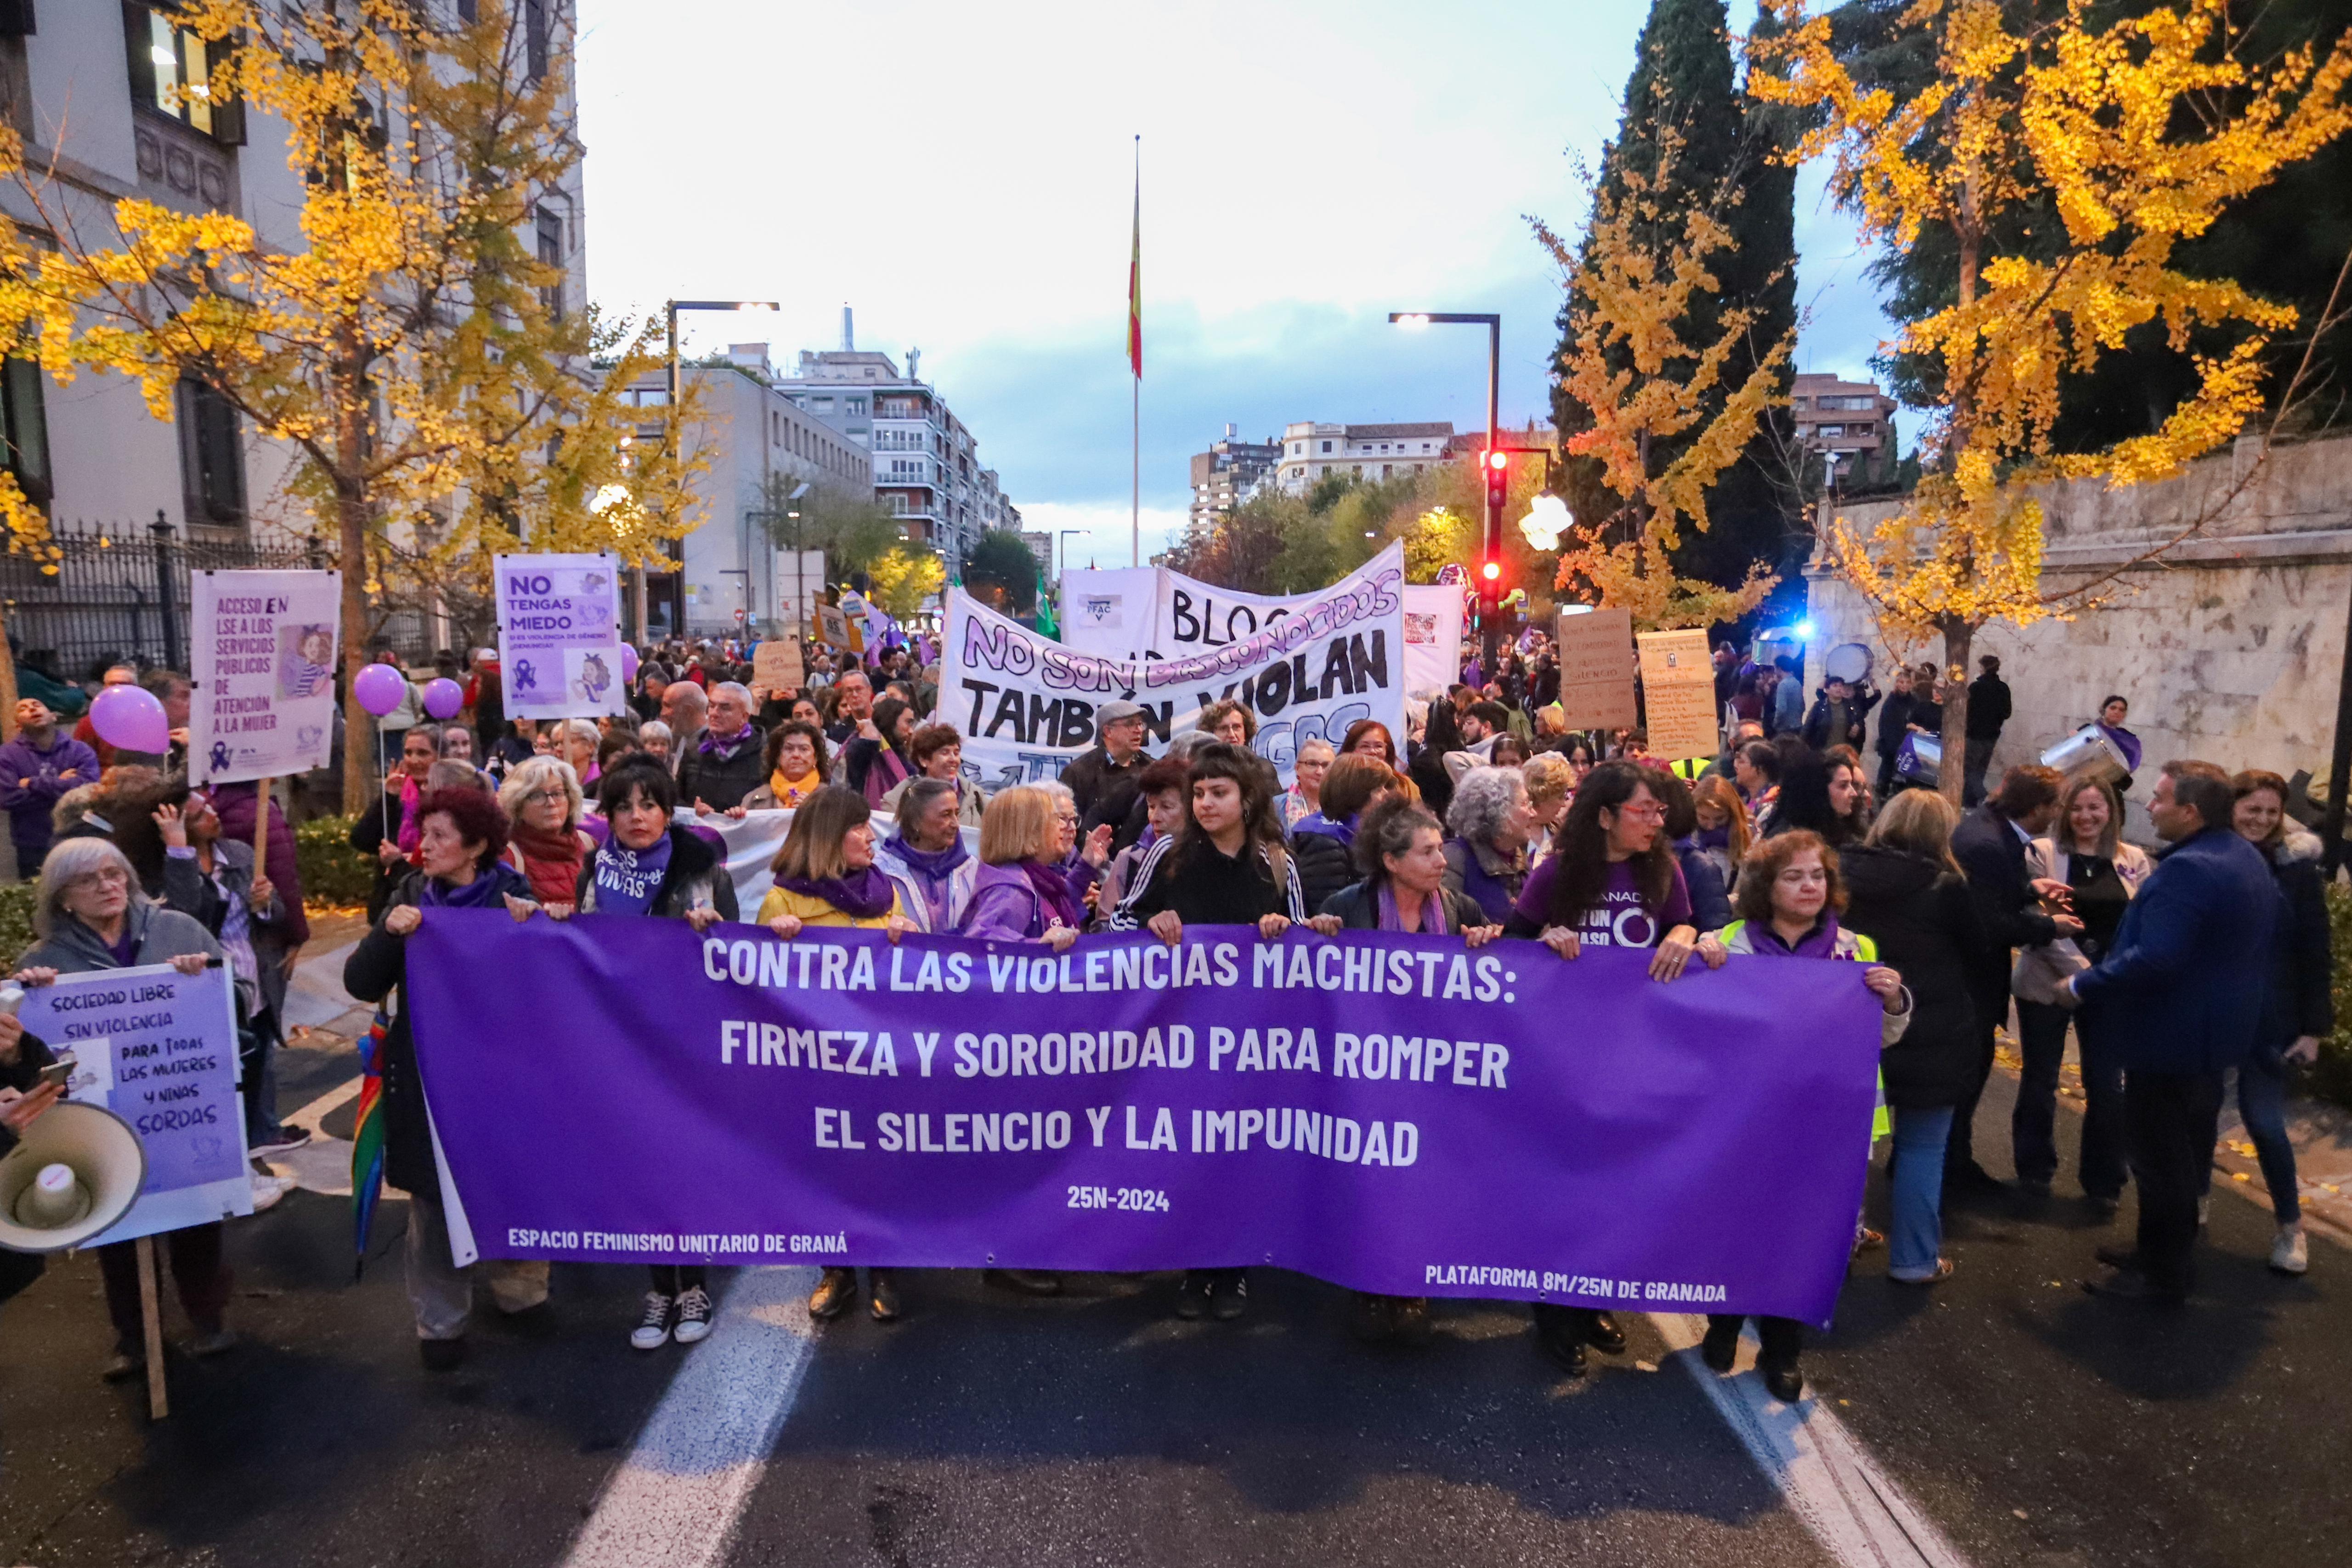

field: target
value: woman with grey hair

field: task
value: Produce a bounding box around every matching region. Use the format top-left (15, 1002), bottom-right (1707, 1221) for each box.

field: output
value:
top-left (559, 717), bottom-right (603, 791)
top-left (1442, 764), bottom-right (1536, 925)
top-left (498, 756), bottom-right (596, 909)
top-left (635, 719), bottom-right (674, 765)
top-left (1042, 777), bottom-right (1114, 919)
top-left (16, 838), bottom-right (228, 1381)
top-left (875, 776), bottom-right (978, 933)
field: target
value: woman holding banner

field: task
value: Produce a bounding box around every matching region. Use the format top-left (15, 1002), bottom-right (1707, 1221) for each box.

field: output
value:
top-left (1702, 830), bottom-right (1911, 1402)
top-left (562, 757), bottom-right (740, 1351)
top-left (757, 784), bottom-right (915, 1325)
top-left (498, 757), bottom-right (595, 911)
top-left (17, 838), bottom-right (228, 1382)
top-left (743, 721), bottom-right (830, 810)
top-left (961, 787), bottom-right (1085, 949)
top-left (1109, 741), bottom-right (1309, 1323)
top-left (1502, 760), bottom-right (1712, 1376)
top-left (876, 779), bottom-right (979, 933)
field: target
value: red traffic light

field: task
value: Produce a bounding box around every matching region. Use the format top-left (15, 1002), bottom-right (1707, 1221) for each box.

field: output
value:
top-left (1480, 559), bottom-right (1502, 581)
top-left (1486, 450), bottom-right (1509, 471)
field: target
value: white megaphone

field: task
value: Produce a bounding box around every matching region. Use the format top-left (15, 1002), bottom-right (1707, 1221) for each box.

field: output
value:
top-left (0, 1101), bottom-right (147, 1254)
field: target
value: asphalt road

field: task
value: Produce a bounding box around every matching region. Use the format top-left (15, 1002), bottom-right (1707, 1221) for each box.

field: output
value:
top-left (0, 1061), bottom-right (2343, 1568)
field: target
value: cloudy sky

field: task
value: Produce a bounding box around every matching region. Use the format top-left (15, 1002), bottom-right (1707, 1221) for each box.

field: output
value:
top-left (577, 0), bottom-right (1892, 567)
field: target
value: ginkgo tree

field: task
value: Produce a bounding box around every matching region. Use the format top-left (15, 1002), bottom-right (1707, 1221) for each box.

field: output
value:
top-left (0, 0), bottom-right (702, 811)
top-left (1753, 0), bottom-right (2352, 799)
top-left (1536, 124), bottom-right (1790, 632)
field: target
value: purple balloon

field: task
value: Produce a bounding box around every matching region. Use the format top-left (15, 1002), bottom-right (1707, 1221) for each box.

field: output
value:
top-left (422, 678), bottom-right (464, 720)
top-left (89, 683), bottom-right (170, 754)
top-left (621, 644), bottom-right (640, 684)
top-left (353, 661), bottom-right (410, 718)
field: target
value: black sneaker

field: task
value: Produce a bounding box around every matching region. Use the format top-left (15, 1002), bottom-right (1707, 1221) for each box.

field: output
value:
top-left (808, 1268), bottom-right (856, 1322)
top-left (250, 1126), bottom-right (312, 1156)
top-left (1173, 1272), bottom-right (1211, 1320)
top-left (1762, 1360), bottom-right (1805, 1402)
top-left (1209, 1273), bottom-right (1248, 1322)
top-left (630, 1292), bottom-right (674, 1350)
top-left (870, 1272), bottom-right (903, 1324)
top-left (1586, 1311), bottom-right (1627, 1355)
top-left (102, 1350), bottom-right (146, 1383)
top-left (1700, 1318), bottom-right (1741, 1373)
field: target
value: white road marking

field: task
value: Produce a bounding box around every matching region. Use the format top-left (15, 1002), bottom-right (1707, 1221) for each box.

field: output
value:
top-left (559, 1267), bottom-right (822, 1568)
top-left (283, 1074), bottom-right (362, 1133)
top-left (1649, 1313), bottom-right (1968, 1568)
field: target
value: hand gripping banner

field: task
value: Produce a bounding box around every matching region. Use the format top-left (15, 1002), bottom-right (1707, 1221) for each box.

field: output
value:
top-left (407, 912), bottom-right (1883, 1326)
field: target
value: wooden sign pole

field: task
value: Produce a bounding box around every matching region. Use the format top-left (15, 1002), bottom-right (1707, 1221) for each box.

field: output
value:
top-left (136, 1234), bottom-right (169, 1419)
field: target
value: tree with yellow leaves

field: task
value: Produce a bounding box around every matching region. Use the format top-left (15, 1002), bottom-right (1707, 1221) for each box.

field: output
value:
top-left (865, 544), bottom-right (947, 620)
top-left (1, 1), bottom-right (702, 810)
top-left (1753, 0), bottom-right (2352, 799)
top-left (1535, 124), bottom-right (1790, 632)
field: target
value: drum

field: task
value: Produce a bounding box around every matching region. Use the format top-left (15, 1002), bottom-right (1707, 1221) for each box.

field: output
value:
top-left (2039, 724), bottom-right (2129, 786)
top-left (1824, 642), bottom-right (1872, 686)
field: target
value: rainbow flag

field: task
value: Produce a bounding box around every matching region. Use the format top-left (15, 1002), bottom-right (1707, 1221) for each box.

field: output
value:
top-left (350, 1005), bottom-right (390, 1280)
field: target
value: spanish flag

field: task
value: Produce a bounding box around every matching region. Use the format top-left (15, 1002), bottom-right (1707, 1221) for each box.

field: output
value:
top-left (1127, 161), bottom-right (1142, 378)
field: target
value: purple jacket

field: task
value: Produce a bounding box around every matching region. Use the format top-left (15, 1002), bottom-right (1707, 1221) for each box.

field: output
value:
top-left (959, 862), bottom-right (1052, 942)
top-left (0, 730), bottom-right (100, 849)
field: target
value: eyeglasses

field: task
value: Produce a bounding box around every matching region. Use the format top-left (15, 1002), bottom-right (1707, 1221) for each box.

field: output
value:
top-left (525, 789), bottom-right (568, 806)
top-left (67, 867), bottom-right (130, 893)
top-left (1613, 801), bottom-right (1667, 820)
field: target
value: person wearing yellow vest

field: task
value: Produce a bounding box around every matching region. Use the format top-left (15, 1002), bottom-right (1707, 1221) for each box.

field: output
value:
top-left (1696, 829), bottom-right (1910, 1404)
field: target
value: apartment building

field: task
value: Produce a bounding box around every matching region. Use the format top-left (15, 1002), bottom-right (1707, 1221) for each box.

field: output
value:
top-left (1792, 372), bottom-right (1900, 490)
top-left (1271, 422), bottom-right (1456, 492)
top-left (1188, 424), bottom-right (1283, 528)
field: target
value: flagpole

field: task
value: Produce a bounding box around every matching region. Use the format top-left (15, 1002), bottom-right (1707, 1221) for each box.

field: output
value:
top-left (1131, 134), bottom-right (1141, 568)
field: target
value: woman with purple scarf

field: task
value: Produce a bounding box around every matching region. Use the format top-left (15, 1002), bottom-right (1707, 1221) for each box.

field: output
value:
top-left (755, 785), bottom-right (916, 1325)
top-left (961, 787), bottom-right (1085, 949)
top-left (1699, 829), bottom-right (1911, 1403)
top-left (875, 778), bottom-right (978, 933)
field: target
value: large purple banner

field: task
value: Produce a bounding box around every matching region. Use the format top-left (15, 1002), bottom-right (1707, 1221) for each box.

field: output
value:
top-left (407, 911), bottom-right (1884, 1325)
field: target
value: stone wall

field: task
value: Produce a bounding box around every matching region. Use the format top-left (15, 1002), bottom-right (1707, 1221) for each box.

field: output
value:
top-left (1803, 431), bottom-right (2352, 821)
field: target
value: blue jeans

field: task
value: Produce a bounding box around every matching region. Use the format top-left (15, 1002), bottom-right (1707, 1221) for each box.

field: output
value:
top-left (1889, 1105), bottom-right (1955, 1277)
top-left (2013, 1000), bottom-right (2128, 1200)
top-left (2202, 1055), bottom-right (2301, 1224)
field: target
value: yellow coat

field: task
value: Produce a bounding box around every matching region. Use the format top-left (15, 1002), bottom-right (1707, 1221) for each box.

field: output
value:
top-left (756, 883), bottom-right (905, 929)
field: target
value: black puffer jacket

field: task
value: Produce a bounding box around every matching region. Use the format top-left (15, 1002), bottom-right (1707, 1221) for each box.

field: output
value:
top-left (1840, 844), bottom-right (1989, 1109)
top-left (1289, 826), bottom-right (1357, 916)
top-left (2256, 832), bottom-right (2333, 1059)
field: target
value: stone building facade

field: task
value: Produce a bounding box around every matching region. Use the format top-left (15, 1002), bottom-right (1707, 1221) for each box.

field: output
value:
top-left (1804, 432), bottom-right (2352, 811)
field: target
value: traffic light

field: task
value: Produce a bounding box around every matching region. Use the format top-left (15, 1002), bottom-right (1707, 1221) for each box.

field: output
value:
top-left (1476, 553), bottom-right (1503, 621)
top-left (1483, 447), bottom-right (1510, 521)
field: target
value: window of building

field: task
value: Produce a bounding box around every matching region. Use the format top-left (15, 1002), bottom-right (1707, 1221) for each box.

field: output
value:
top-left (1320, 440), bottom-right (1332, 453)
top-left (534, 207), bottom-right (563, 319)
top-left (175, 376), bottom-right (245, 525)
top-left (847, 397), bottom-right (866, 415)
top-left (125, 3), bottom-right (245, 145)
top-left (0, 356), bottom-right (51, 508)
top-left (812, 396), bottom-right (834, 411)
top-left (524, 0), bottom-right (549, 82)
top-left (1815, 424), bottom-right (1845, 439)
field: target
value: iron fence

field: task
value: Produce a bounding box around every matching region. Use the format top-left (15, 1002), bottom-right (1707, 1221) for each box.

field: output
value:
top-left (0, 514), bottom-right (334, 686)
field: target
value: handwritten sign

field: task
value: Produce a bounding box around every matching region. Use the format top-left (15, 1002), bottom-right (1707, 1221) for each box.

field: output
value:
top-left (752, 638), bottom-right (804, 695)
top-left (27, 963), bottom-right (249, 1244)
top-left (1555, 608), bottom-right (1639, 731)
top-left (191, 570), bottom-right (341, 785)
top-left (1637, 628), bottom-right (1720, 761)
top-left (498, 553), bottom-right (627, 721)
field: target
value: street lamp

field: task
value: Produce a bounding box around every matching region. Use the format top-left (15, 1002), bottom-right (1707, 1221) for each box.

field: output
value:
top-left (646, 298), bottom-right (780, 640)
top-left (1389, 310), bottom-right (1502, 674)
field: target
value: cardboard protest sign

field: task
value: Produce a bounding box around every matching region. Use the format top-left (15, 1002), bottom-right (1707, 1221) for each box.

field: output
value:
top-left (1637, 628), bottom-right (1719, 761)
top-left (1555, 608), bottom-right (1639, 731)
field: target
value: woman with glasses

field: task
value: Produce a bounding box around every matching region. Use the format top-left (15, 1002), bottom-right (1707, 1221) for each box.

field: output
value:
top-left (1502, 760), bottom-right (1712, 1377)
top-left (497, 757), bottom-right (597, 913)
top-left (17, 838), bottom-right (226, 1382)
top-left (1039, 779), bottom-right (1114, 922)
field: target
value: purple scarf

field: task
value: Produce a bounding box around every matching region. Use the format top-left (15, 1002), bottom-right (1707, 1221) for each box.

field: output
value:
top-left (699, 722), bottom-right (758, 759)
top-left (420, 861), bottom-right (526, 909)
top-left (1752, 912), bottom-right (1844, 959)
top-left (1291, 811), bottom-right (1356, 846)
top-left (889, 836), bottom-right (971, 930)
top-left (1376, 881), bottom-right (1450, 935)
top-left (1021, 858), bottom-right (1085, 931)
top-left (2098, 722), bottom-right (2143, 772)
top-left (777, 863), bottom-right (897, 920)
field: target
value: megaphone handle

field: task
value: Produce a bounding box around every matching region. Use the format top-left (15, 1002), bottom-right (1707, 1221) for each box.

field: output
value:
top-left (136, 1235), bottom-right (169, 1420)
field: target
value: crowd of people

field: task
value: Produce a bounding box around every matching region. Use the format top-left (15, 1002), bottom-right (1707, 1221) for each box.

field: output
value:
top-left (0, 628), bottom-right (2326, 1405)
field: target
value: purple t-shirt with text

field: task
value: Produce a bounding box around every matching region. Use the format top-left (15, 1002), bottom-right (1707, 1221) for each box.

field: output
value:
top-left (1514, 857), bottom-right (1692, 949)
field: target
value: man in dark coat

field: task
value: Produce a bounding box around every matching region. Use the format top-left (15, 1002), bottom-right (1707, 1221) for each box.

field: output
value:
top-left (1964, 654), bottom-right (2013, 805)
top-left (1947, 763), bottom-right (2079, 1196)
top-left (0, 698), bottom-right (100, 877)
top-left (1873, 667), bottom-right (1919, 796)
top-left (1059, 699), bottom-right (1150, 822)
top-left (676, 682), bottom-right (765, 810)
top-left (2064, 760), bottom-right (2274, 1303)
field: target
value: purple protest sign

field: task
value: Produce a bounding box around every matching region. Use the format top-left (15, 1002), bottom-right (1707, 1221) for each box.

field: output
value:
top-left (407, 913), bottom-right (1884, 1326)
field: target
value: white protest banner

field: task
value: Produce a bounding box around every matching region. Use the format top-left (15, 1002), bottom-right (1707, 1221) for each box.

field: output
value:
top-left (497, 553), bottom-right (627, 721)
top-left (1402, 582), bottom-right (1464, 699)
top-left (956, 543), bottom-right (1405, 788)
top-left (26, 963), bottom-right (249, 1244)
top-left (1063, 553), bottom-right (1460, 699)
top-left (190, 569), bottom-right (341, 785)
